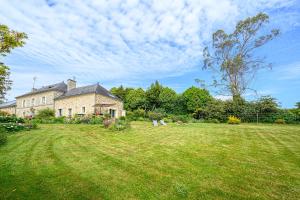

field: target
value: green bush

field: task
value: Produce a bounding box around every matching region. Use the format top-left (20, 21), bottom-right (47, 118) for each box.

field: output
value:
top-left (274, 119), bottom-right (285, 124)
top-left (110, 118), bottom-right (130, 131)
top-left (0, 116), bottom-right (24, 123)
top-left (36, 108), bottom-right (55, 119)
top-left (148, 111), bottom-right (164, 121)
top-left (0, 131), bottom-right (7, 146)
top-left (89, 116), bottom-right (104, 124)
top-left (169, 115), bottom-right (190, 123)
top-left (227, 116), bottom-right (241, 124)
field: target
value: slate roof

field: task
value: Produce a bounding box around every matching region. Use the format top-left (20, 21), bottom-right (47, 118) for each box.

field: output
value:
top-left (0, 100), bottom-right (16, 108)
top-left (16, 82), bottom-right (67, 98)
top-left (55, 83), bottom-right (120, 100)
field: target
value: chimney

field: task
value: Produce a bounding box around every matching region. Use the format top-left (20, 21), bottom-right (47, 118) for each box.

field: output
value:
top-left (67, 79), bottom-right (76, 91)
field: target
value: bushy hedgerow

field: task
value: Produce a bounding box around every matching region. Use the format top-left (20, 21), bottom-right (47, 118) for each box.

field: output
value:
top-left (0, 115), bottom-right (24, 123)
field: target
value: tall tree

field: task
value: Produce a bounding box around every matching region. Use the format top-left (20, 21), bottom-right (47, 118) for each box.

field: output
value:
top-left (203, 13), bottom-right (279, 100)
top-left (0, 24), bottom-right (27, 100)
top-left (182, 86), bottom-right (212, 113)
top-left (110, 85), bottom-right (133, 101)
top-left (145, 80), bottom-right (163, 110)
top-left (158, 87), bottom-right (177, 113)
top-left (295, 102), bottom-right (300, 109)
top-left (125, 88), bottom-right (146, 111)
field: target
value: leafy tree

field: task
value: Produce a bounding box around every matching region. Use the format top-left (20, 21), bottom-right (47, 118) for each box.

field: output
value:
top-left (125, 88), bottom-right (146, 111)
top-left (256, 96), bottom-right (278, 113)
top-left (172, 94), bottom-right (188, 114)
top-left (145, 81), bottom-right (163, 110)
top-left (159, 87), bottom-right (177, 113)
top-left (295, 102), bottom-right (300, 109)
top-left (110, 85), bottom-right (133, 101)
top-left (0, 24), bottom-right (27, 100)
top-left (182, 86), bottom-right (212, 113)
top-left (203, 13), bottom-right (279, 100)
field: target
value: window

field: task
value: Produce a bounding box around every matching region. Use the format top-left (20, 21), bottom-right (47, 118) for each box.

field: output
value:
top-left (82, 107), bottom-right (86, 114)
top-left (42, 97), bottom-right (46, 104)
top-left (23, 100), bottom-right (26, 108)
top-left (68, 108), bottom-right (72, 117)
top-left (23, 112), bottom-right (25, 117)
top-left (58, 109), bottom-right (63, 117)
top-left (31, 98), bottom-right (35, 106)
top-left (109, 109), bottom-right (116, 118)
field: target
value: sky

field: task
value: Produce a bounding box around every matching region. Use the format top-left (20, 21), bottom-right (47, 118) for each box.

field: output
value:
top-left (0, 0), bottom-right (299, 108)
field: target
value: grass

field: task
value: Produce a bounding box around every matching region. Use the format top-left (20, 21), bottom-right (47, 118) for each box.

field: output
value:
top-left (0, 122), bottom-right (299, 200)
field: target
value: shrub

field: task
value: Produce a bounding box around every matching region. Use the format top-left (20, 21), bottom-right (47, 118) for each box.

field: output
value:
top-left (148, 111), bottom-right (164, 121)
top-left (89, 116), bottom-right (103, 124)
top-left (53, 116), bottom-right (65, 124)
top-left (36, 108), bottom-right (55, 119)
top-left (228, 116), bottom-right (241, 124)
top-left (0, 116), bottom-right (24, 123)
top-left (169, 115), bottom-right (190, 123)
top-left (274, 118), bottom-right (285, 124)
top-left (110, 118), bottom-right (130, 131)
top-left (0, 131), bottom-right (7, 146)
top-left (0, 123), bottom-right (25, 132)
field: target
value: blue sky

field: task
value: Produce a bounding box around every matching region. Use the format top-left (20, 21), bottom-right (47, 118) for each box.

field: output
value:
top-left (0, 0), bottom-right (299, 108)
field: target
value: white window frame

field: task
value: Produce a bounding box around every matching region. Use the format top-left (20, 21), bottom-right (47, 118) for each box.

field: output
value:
top-left (41, 96), bottom-right (46, 105)
top-left (31, 98), bottom-right (35, 106)
top-left (82, 106), bottom-right (86, 114)
top-left (23, 100), bottom-right (26, 108)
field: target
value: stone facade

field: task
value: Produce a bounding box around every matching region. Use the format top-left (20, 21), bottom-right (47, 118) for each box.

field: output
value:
top-left (16, 90), bottom-right (63, 117)
top-left (1, 80), bottom-right (125, 118)
top-left (0, 105), bottom-right (16, 115)
top-left (54, 93), bottom-right (96, 117)
top-left (95, 94), bottom-right (124, 118)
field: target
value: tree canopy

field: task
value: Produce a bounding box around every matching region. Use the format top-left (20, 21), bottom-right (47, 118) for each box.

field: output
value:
top-left (0, 24), bottom-right (27, 100)
top-left (182, 86), bottom-right (212, 113)
top-left (203, 13), bottom-right (279, 100)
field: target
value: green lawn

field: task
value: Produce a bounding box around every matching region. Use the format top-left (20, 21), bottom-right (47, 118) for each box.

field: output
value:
top-left (0, 122), bottom-right (299, 200)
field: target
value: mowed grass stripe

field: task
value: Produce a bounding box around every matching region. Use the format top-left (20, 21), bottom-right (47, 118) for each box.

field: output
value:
top-left (0, 122), bottom-right (299, 199)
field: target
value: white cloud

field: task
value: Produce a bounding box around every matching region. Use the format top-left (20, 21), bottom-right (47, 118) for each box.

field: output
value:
top-left (0, 0), bottom-right (299, 98)
top-left (276, 62), bottom-right (300, 80)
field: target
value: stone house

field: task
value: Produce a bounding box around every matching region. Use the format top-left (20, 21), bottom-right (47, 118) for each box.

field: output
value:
top-left (0, 79), bottom-right (125, 118)
top-left (0, 100), bottom-right (16, 115)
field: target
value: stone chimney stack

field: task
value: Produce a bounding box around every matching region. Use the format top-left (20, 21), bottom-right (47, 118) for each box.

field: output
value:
top-left (67, 79), bottom-right (76, 91)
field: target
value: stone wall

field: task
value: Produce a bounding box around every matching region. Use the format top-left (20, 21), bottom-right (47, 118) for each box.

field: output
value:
top-left (54, 93), bottom-right (96, 117)
top-left (0, 106), bottom-right (16, 115)
top-left (95, 94), bottom-right (124, 118)
top-left (16, 91), bottom-right (63, 117)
